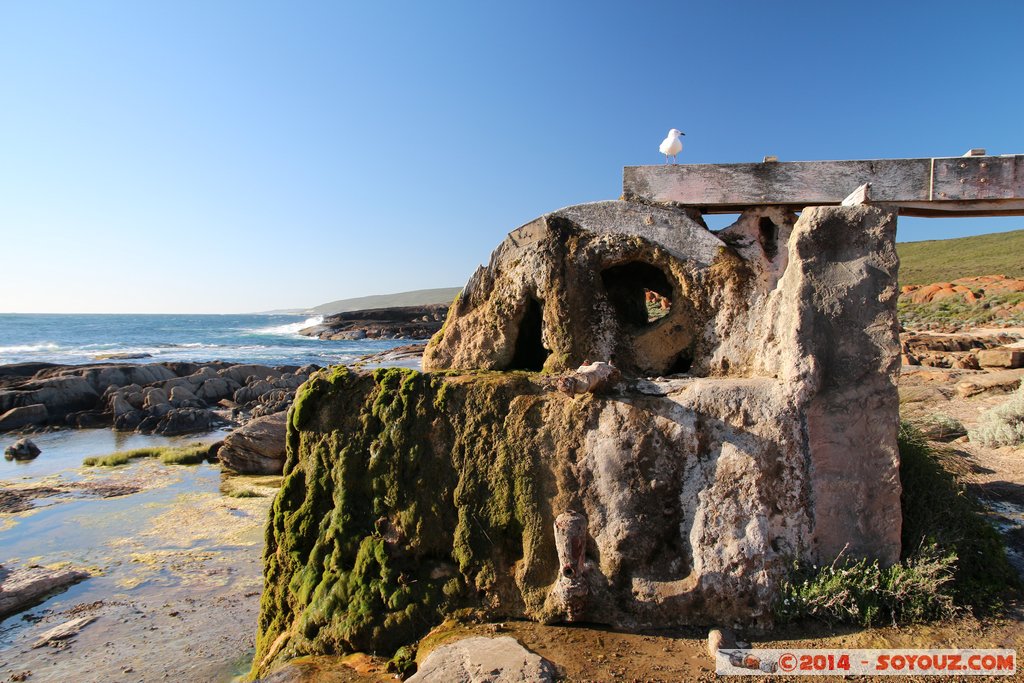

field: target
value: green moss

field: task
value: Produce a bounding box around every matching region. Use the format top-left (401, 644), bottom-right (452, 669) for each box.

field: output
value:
top-left (158, 443), bottom-right (210, 465)
top-left (251, 367), bottom-right (556, 678)
top-left (83, 443), bottom-right (210, 467)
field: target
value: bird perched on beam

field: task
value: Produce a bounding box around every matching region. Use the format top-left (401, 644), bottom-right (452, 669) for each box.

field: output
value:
top-left (659, 128), bottom-right (685, 164)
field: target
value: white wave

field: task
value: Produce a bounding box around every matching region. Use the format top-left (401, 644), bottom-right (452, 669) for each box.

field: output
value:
top-left (249, 316), bottom-right (323, 336)
top-left (0, 342), bottom-right (61, 353)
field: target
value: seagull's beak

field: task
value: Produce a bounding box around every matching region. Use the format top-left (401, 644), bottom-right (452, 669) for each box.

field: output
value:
top-left (680, 132), bottom-right (686, 136)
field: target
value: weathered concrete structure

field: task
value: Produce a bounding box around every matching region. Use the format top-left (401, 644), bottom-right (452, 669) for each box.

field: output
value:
top-left (252, 172), bottom-right (905, 677)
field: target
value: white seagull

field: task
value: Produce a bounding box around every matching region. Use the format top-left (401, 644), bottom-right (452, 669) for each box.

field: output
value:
top-left (659, 128), bottom-right (685, 164)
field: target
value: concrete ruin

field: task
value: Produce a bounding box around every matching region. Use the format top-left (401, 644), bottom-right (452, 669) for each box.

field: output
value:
top-left (252, 165), bottom-right (909, 676)
top-left (422, 198), bottom-right (902, 602)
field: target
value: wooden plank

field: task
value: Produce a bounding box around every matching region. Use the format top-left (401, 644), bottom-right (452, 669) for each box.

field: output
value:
top-left (623, 155), bottom-right (1024, 217)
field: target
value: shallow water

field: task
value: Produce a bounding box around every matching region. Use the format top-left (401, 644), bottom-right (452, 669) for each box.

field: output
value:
top-left (0, 429), bottom-right (270, 682)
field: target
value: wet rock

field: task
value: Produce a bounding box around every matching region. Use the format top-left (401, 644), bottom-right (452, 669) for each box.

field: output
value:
top-left (0, 565), bottom-right (89, 619)
top-left (218, 412), bottom-right (287, 474)
top-left (407, 636), bottom-right (556, 683)
top-left (32, 616), bottom-right (97, 648)
top-left (4, 438), bottom-right (41, 460)
top-left (0, 404), bottom-right (48, 430)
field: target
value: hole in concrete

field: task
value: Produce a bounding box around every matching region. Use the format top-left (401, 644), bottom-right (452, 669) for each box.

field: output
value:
top-left (508, 298), bottom-right (549, 371)
top-left (758, 217), bottom-right (779, 259)
top-left (601, 262), bottom-right (674, 327)
top-left (667, 351), bottom-right (693, 375)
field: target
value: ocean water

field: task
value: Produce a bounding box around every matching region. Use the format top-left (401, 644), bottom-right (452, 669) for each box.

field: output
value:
top-left (0, 313), bottom-right (416, 368)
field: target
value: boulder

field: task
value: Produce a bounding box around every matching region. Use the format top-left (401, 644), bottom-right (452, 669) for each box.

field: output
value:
top-left (150, 408), bottom-right (216, 436)
top-left (169, 385), bottom-right (202, 407)
top-left (408, 637), bottom-right (556, 683)
top-left (218, 412), bottom-right (288, 474)
top-left (956, 369), bottom-right (1024, 397)
top-left (195, 377), bottom-right (238, 402)
top-left (0, 404), bottom-right (48, 431)
top-left (233, 379), bottom-right (275, 405)
top-left (142, 386), bottom-right (170, 409)
top-left (4, 438), bottom-right (41, 460)
top-left (218, 364), bottom-right (281, 386)
top-left (0, 376), bottom-right (100, 416)
top-left (0, 564), bottom-right (89, 619)
top-left (978, 347), bottom-right (1024, 369)
top-left (34, 364), bottom-right (176, 394)
top-left (187, 366), bottom-right (219, 386)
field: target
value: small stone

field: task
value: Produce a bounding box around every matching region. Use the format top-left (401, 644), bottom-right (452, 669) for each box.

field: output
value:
top-left (4, 439), bottom-right (41, 461)
top-left (707, 627), bottom-right (736, 658)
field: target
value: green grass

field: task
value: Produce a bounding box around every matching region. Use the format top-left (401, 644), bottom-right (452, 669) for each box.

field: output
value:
top-left (83, 443), bottom-right (210, 467)
top-left (776, 421), bottom-right (1019, 627)
top-left (897, 229), bottom-right (1024, 286)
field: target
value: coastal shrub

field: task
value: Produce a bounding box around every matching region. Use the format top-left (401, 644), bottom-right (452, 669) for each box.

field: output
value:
top-left (83, 443), bottom-right (210, 467)
top-left (916, 413), bottom-right (966, 441)
top-left (775, 544), bottom-right (956, 627)
top-left (899, 421), bottom-right (1019, 608)
top-left (777, 421), bottom-right (1018, 625)
top-left (969, 384), bottom-right (1024, 448)
top-left (897, 292), bottom-right (1024, 328)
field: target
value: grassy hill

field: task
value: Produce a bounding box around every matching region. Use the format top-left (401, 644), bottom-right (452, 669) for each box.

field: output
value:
top-left (898, 229), bottom-right (1024, 285)
top-left (310, 287), bottom-right (462, 316)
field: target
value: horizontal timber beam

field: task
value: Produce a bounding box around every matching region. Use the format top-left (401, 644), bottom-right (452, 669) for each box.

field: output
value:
top-left (623, 155), bottom-right (1024, 217)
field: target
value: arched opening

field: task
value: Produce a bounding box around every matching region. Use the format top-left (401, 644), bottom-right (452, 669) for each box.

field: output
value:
top-left (601, 262), bottom-right (674, 327)
top-left (508, 298), bottom-right (549, 371)
top-left (758, 216), bottom-right (779, 259)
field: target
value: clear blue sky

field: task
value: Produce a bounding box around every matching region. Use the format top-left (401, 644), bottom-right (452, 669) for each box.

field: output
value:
top-left (2, 1), bottom-right (1022, 313)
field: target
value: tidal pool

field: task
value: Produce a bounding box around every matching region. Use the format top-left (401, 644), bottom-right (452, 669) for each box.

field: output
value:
top-left (0, 428), bottom-right (272, 683)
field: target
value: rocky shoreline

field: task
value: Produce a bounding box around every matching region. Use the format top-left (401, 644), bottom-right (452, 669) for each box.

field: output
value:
top-left (298, 304), bottom-right (448, 340)
top-left (0, 360), bottom-right (318, 437)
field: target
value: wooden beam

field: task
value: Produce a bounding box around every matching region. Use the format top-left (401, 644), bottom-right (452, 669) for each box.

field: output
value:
top-left (623, 155), bottom-right (1024, 217)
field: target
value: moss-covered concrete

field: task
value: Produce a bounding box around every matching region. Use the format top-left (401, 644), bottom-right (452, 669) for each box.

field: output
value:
top-left (252, 367), bottom-right (587, 678)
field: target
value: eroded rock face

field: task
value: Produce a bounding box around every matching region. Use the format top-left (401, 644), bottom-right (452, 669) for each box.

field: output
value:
top-left (252, 203), bottom-right (901, 677)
